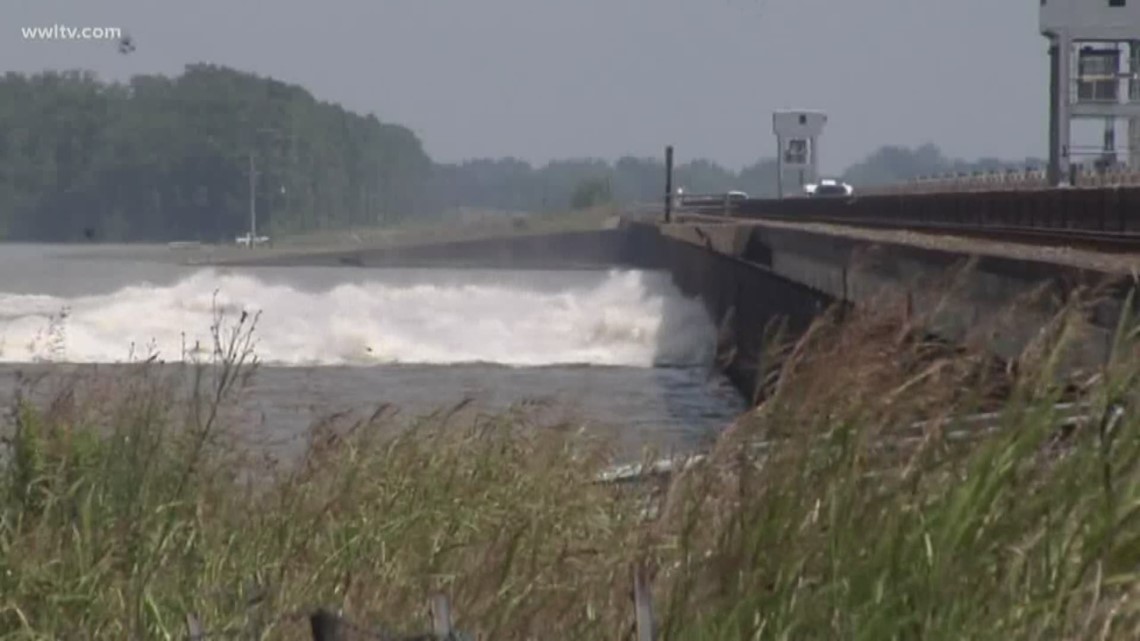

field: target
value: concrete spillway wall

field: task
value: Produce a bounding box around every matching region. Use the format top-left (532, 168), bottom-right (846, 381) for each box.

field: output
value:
top-left (623, 222), bottom-right (834, 402)
top-left (221, 225), bottom-right (838, 401)
top-left (660, 220), bottom-right (1136, 376)
top-left (220, 220), bottom-right (1139, 403)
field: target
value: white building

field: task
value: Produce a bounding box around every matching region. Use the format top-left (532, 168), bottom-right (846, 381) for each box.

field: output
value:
top-left (1040, 0), bottom-right (1140, 183)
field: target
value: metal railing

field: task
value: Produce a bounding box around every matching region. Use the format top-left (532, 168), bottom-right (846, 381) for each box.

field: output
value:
top-left (862, 166), bottom-right (1140, 196)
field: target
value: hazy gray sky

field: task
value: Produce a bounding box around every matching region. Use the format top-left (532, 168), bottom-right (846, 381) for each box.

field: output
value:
top-left (5, 0), bottom-right (1048, 173)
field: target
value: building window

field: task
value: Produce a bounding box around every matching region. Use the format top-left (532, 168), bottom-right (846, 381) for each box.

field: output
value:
top-left (1110, 0), bottom-right (1126, 7)
top-left (785, 139), bottom-right (810, 165)
top-left (1078, 47), bottom-right (1121, 102)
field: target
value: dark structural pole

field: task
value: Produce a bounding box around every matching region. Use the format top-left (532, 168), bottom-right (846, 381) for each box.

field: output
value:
top-left (309, 609), bottom-right (343, 641)
top-left (1047, 41), bottom-right (1061, 187)
top-left (664, 145), bottom-right (674, 223)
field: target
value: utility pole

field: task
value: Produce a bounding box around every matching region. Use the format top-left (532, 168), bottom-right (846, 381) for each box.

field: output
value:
top-left (248, 151), bottom-right (257, 247)
top-left (243, 125), bottom-right (294, 246)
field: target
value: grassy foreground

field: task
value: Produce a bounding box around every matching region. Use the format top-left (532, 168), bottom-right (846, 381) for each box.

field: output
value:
top-left (4, 296), bottom-right (1140, 639)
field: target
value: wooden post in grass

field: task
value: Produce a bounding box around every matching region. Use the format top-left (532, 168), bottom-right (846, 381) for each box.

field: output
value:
top-left (310, 609), bottom-right (345, 641)
top-left (632, 562), bottom-right (656, 641)
top-left (430, 594), bottom-right (455, 638)
top-left (308, 598), bottom-right (462, 641)
top-left (185, 613), bottom-right (205, 641)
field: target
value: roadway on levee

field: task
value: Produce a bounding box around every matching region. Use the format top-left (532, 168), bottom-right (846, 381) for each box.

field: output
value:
top-left (680, 185), bottom-right (1140, 258)
top-left (672, 212), bottom-right (1140, 276)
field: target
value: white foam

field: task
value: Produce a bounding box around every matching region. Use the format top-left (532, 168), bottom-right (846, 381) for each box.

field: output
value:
top-left (0, 269), bottom-right (715, 367)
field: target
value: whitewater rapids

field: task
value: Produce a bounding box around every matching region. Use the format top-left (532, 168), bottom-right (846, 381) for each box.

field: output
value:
top-left (0, 268), bottom-right (717, 368)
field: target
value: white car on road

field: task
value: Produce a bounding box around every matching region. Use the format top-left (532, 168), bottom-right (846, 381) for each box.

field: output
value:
top-left (804, 179), bottom-right (854, 197)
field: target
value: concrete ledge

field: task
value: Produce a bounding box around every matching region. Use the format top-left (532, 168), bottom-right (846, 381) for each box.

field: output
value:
top-left (662, 221), bottom-right (1133, 370)
top-left (625, 223), bottom-right (834, 402)
top-left (212, 230), bottom-right (633, 270)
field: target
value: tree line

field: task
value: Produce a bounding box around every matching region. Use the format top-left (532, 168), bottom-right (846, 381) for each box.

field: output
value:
top-left (0, 65), bottom-right (432, 242)
top-left (0, 65), bottom-right (1039, 242)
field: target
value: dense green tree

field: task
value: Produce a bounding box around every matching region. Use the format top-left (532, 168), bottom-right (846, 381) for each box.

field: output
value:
top-left (0, 65), bottom-right (433, 242)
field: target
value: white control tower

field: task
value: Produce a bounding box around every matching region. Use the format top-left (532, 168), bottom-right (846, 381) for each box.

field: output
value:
top-left (773, 110), bottom-right (827, 198)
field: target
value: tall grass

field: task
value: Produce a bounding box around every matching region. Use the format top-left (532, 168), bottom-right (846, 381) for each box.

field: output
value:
top-left (4, 291), bottom-right (1140, 639)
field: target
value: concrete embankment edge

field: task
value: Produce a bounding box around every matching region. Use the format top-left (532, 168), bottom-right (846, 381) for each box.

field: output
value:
top-left (209, 222), bottom-right (1140, 403)
top-left (658, 220), bottom-right (1137, 375)
top-left (209, 230), bottom-right (630, 270)
top-left (212, 226), bottom-right (828, 400)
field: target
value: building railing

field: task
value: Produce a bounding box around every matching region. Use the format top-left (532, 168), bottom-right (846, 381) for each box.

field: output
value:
top-left (861, 166), bottom-right (1140, 196)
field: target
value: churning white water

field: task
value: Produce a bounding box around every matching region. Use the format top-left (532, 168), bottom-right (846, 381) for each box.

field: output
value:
top-left (0, 268), bottom-right (716, 367)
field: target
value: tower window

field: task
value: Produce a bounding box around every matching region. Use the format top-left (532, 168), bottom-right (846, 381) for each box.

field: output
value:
top-left (785, 139), bottom-right (809, 165)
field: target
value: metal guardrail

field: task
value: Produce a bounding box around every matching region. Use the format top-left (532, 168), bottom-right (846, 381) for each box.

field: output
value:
top-left (675, 184), bottom-right (1140, 242)
top-left (862, 167), bottom-right (1140, 196)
